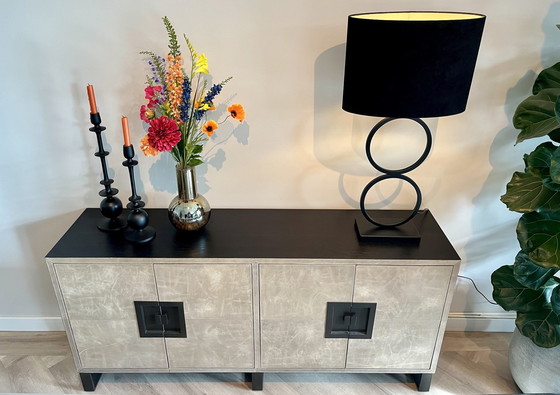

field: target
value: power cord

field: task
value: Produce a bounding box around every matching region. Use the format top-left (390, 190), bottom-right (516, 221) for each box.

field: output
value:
top-left (458, 275), bottom-right (498, 305)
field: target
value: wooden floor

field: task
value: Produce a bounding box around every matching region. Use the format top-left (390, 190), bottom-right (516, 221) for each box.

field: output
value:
top-left (0, 331), bottom-right (520, 394)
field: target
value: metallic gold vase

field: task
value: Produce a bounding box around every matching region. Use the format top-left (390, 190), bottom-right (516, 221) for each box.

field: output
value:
top-left (168, 165), bottom-right (211, 231)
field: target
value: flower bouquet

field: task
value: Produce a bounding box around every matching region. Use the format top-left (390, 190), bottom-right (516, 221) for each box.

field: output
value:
top-left (139, 16), bottom-right (245, 231)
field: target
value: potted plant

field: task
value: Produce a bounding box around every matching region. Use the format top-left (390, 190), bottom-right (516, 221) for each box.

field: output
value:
top-left (492, 58), bottom-right (560, 393)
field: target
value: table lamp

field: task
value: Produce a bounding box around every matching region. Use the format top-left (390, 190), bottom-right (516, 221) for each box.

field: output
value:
top-left (342, 11), bottom-right (485, 239)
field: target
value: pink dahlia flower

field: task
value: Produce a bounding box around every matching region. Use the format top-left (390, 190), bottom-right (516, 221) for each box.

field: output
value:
top-left (147, 117), bottom-right (180, 152)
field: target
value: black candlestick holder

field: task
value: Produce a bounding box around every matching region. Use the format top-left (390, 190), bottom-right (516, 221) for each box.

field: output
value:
top-left (122, 144), bottom-right (156, 244)
top-left (89, 112), bottom-right (127, 232)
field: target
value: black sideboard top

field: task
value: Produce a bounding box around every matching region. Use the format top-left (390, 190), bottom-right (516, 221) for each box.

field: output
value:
top-left (46, 209), bottom-right (459, 261)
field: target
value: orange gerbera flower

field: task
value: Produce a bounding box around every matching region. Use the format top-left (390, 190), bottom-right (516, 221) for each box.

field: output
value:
top-left (140, 135), bottom-right (159, 157)
top-left (202, 120), bottom-right (219, 137)
top-left (227, 104), bottom-right (245, 122)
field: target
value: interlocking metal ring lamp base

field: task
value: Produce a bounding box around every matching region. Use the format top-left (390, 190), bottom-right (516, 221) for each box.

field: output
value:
top-left (355, 118), bottom-right (430, 240)
top-left (342, 11), bottom-right (486, 241)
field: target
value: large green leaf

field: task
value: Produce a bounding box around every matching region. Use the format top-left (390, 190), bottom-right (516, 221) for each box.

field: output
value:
top-left (491, 265), bottom-right (549, 312)
top-left (552, 285), bottom-right (560, 315)
top-left (192, 144), bottom-right (203, 154)
top-left (501, 171), bottom-right (560, 212)
top-left (556, 95), bottom-right (560, 123)
top-left (518, 211), bottom-right (560, 268)
top-left (524, 142), bottom-right (555, 176)
top-left (513, 251), bottom-right (559, 290)
top-left (514, 88), bottom-right (560, 143)
top-left (523, 142), bottom-right (560, 191)
top-left (516, 309), bottom-right (560, 348)
top-left (551, 140), bottom-right (560, 184)
top-left (532, 62), bottom-right (560, 94)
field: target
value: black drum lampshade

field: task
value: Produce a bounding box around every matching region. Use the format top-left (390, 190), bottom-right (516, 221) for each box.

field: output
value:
top-left (342, 12), bottom-right (486, 118)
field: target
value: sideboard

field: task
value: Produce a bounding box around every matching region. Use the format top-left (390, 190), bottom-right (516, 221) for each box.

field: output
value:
top-left (46, 208), bottom-right (460, 392)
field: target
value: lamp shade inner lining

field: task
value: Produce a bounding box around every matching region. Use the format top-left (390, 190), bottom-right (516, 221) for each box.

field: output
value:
top-left (352, 12), bottom-right (484, 21)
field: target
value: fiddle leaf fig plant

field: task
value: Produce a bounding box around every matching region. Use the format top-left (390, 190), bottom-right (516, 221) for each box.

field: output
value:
top-left (492, 61), bottom-right (560, 348)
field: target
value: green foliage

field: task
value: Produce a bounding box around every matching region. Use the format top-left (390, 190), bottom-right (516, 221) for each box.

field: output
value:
top-left (513, 89), bottom-right (560, 143)
top-left (187, 158), bottom-right (204, 167)
top-left (163, 16), bottom-right (180, 57)
top-left (186, 145), bottom-right (204, 167)
top-left (492, 265), bottom-right (551, 313)
top-left (501, 171), bottom-right (560, 212)
top-left (518, 211), bottom-right (560, 268)
top-left (525, 142), bottom-right (556, 177)
top-left (492, 265), bottom-right (560, 348)
top-left (516, 309), bottom-right (560, 348)
top-left (533, 62), bottom-right (560, 94)
top-left (549, 144), bottom-right (560, 184)
top-left (184, 34), bottom-right (197, 64)
top-left (552, 286), bottom-right (560, 314)
top-left (514, 251), bottom-right (558, 290)
top-left (493, 56), bottom-right (560, 348)
top-left (174, 145), bottom-right (203, 167)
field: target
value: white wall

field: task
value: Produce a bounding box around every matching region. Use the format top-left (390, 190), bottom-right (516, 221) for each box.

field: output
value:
top-left (1, 0), bottom-right (558, 330)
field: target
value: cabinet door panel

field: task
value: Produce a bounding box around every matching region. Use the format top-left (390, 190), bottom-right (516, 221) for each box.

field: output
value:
top-left (55, 263), bottom-right (167, 369)
top-left (260, 264), bottom-right (354, 369)
top-left (347, 265), bottom-right (453, 369)
top-left (155, 264), bottom-right (254, 369)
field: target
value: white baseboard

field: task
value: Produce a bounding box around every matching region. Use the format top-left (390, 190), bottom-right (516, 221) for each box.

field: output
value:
top-left (0, 316), bottom-right (65, 331)
top-left (446, 312), bottom-right (516, 332)
top-left (0, 313), bottom-right (516, 332)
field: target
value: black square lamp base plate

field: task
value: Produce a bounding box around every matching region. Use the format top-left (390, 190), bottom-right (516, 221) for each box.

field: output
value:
top-left (355, 216), bottom-right (420, 241)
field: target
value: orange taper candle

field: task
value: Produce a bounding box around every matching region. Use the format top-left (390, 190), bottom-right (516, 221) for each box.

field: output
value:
top-left (121, 116), bottom-right (131, 147)
top-left (86, 84), bottom-right (98, 114)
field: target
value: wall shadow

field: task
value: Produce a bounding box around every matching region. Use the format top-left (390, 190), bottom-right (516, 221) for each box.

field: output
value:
top-left (313, 44), bottom-right (440, 209)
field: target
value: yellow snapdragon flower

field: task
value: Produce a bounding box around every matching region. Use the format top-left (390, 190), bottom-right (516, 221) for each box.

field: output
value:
top-left (194, 53), bottom-right (209, 74)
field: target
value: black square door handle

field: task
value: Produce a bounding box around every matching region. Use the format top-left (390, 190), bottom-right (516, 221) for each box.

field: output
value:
top-left (135, 301), bottom-right (187, 338)
top-left (325, 302), bottom-right (376, 339)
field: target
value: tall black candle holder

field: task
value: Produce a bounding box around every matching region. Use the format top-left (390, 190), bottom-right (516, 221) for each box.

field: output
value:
top-left (89, 112), bottom-right (127, 232)
top-left (122, 144), bottom-right (156, 244)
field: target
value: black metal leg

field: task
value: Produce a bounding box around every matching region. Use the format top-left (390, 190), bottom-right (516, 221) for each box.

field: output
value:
top-left (412, 373), bottom-right (432, 392)
top-left (250, 372), bottom-right (264, 391)
top-left (80, 373), bottom-right (102, 391)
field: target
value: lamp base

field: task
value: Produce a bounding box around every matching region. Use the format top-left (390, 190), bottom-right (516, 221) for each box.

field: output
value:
top-left (355, 216), bottom-right (420, 241)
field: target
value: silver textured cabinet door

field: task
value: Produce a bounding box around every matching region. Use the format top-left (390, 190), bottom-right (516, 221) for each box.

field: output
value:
top-left (347, 265), bottom-right (453, 369)
top-left (260, 264), bottom-right (355, 369)
top-left (55, 263), bottom-right (167, 369)
top-left (154, 264), bottom-right (254, 369)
